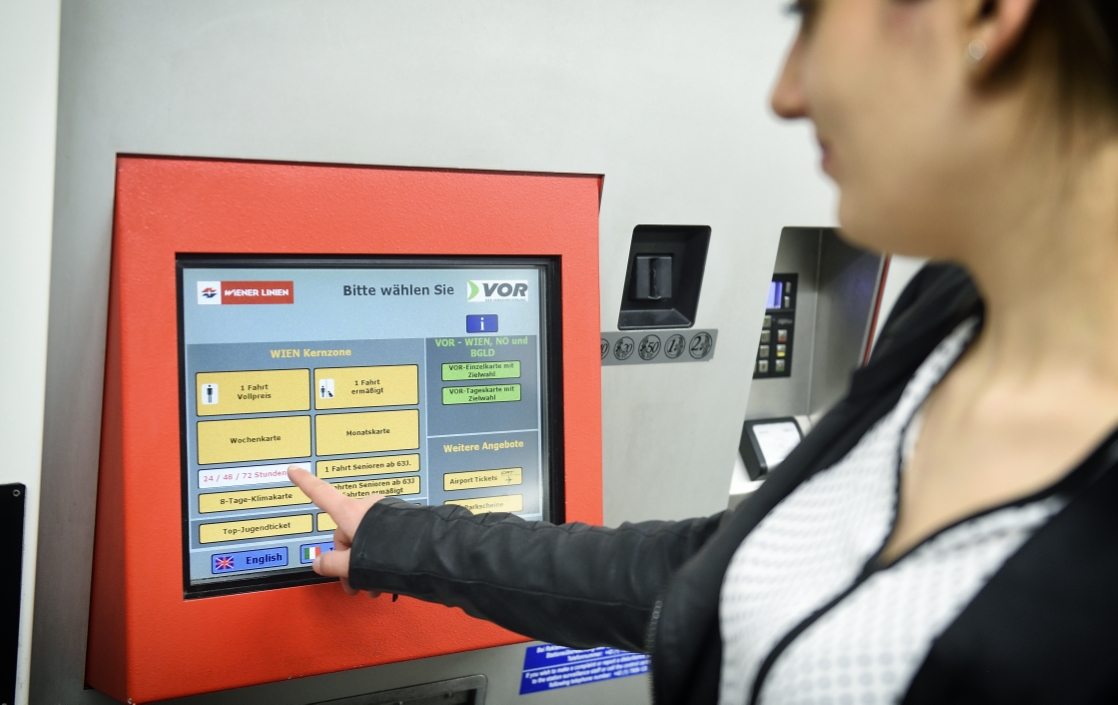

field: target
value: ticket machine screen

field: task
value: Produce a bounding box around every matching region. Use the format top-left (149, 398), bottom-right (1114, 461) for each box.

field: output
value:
top-left (178, 257), bottom-right (559, 596)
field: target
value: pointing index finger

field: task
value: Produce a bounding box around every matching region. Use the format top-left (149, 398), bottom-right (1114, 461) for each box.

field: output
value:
top-left (288, 466), bottom-right (347, 516)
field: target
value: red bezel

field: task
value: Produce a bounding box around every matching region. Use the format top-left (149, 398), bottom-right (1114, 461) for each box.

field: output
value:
top-left (87, 157), bottom-right (603, 703)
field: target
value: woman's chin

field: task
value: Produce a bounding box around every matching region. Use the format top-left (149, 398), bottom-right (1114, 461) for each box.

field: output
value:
top-left (834, 200), bottom-right (882, 252)
top-left (837, 198), bottom-right (929, 257)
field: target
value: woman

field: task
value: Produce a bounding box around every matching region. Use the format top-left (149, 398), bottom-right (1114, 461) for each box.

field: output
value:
top-left (290, 0), bottom-right (1118, 702)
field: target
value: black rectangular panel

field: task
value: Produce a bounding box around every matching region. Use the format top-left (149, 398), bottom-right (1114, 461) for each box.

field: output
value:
top-left (313, 675), bottom-right (487, 704)
top-left (618, 225), bottom-right (710, 329)
top-left (0, 484), bottom-right (26, 705)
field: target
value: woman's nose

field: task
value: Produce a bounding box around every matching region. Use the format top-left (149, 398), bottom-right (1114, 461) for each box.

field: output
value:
top-left (771, 35), bottom-right (809, 120)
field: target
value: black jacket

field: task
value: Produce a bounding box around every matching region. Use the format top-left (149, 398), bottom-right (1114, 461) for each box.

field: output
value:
top-left (349, 264), bottom-right (1118, 704)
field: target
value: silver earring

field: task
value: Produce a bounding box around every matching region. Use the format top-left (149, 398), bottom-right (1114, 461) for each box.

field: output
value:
top-left (966, 40), bottom-right (988, 65)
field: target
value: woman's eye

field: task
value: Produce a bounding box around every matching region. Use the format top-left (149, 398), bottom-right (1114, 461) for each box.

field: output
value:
top-left (786, 0), bottom-right (820, 31)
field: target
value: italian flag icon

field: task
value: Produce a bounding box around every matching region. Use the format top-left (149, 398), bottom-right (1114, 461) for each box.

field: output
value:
top-left (302, 545), bottom-right (324, 561)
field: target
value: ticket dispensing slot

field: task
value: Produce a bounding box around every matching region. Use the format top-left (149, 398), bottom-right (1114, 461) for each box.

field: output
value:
top-left (307, 675), bottom-right (487, 705)
top-left (618, 225), bottom-right (711, 329)
top-left (735, 227), bottom-right (887, 488)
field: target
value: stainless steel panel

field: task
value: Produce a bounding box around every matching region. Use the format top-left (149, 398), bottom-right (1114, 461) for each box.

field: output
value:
top-left (744, 227), bottom-right (884, 421)
top-left (809, 233), bottom-right (886, 417)
top-left (744, 228), bottom-right (823, 420)
top-left (63, 643), bottom-right (648, 705)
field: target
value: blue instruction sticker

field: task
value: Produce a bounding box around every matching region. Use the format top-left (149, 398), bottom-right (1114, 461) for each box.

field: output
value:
top-left (519, 643), bottom-right (649, 695)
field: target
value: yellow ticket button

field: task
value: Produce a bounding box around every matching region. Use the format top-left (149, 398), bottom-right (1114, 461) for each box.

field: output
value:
top-left (316, 453), bottom-right (420, 479)
top-left (444, 468), bottom-right (522, 491)
top-left (444, 495), bottom-right (523, 514)
top-left (198, 486), bottom-right (310, 514)
top-left (317, 513), bottom-right (337, 532)
top-left (196, 369), bottom-right (310, 416)
top-left (198, 514), bottom-right (313, 544)
top-left (315, 409), bottom-right (419, 456)
top-left (197, 416), bottom-right (311, 465)
top-left (333, 475), bottom-right (420, 498)
top-left (314, 365), bottom-right (419, 410)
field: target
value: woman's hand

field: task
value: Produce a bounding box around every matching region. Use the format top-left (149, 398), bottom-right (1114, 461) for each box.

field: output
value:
top-left (288, 466), bottom-right (384, 595)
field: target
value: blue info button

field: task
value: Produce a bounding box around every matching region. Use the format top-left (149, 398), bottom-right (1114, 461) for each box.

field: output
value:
top-left (466, 314), bottom-right (498, 333)
top-left (211, 547), bottom-right (288, 574)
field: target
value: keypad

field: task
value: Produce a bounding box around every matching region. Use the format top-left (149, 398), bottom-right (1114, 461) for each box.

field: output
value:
top-left (754, 274), bottom-right (797, 379)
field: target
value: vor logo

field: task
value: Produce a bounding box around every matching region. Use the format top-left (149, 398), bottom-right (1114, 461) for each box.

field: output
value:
top-left (466, 280), bottom-right (529, 303)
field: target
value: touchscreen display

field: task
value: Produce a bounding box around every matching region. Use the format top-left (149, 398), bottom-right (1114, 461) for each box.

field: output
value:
top-left (178, 257), bottom-right (558, 596)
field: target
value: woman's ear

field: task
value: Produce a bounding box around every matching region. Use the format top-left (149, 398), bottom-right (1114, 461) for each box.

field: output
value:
top-left (963, 0), bottom-right (1038, 77)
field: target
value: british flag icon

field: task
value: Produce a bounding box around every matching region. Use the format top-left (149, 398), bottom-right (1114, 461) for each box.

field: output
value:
top-left (214, 555), bottom-right (234, 571)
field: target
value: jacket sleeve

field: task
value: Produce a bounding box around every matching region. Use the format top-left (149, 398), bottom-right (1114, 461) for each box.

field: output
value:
top-left (347, 498), bottom-right (726, 652)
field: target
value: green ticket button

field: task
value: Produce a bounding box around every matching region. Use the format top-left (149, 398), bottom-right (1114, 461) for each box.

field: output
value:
top-left (442, 384), bottom-right (522, 405)
top-left (442, 361), bottom-right (521, 381)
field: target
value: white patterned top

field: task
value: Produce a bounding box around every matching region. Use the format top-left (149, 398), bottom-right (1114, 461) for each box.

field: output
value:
top-left (718, 318), bottom-right (1068, 705)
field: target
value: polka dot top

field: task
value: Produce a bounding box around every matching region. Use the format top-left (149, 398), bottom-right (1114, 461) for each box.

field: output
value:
top-left (718, 318), bottom-right (1069, 705)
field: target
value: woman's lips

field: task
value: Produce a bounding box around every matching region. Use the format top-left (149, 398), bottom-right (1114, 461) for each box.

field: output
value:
top-left (818, 139), bottom-right (834, 175)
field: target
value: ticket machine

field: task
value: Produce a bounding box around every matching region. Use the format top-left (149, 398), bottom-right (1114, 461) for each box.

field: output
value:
top-left (20, 3), bottom-right (840, 705)
top-left (731, 227), bottom-right (894, 500)
top-left (86, 158), bottom-right (602, 702)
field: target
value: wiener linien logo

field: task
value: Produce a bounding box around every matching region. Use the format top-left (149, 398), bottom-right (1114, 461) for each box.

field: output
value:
top-left (196, 280), bottom-right (294, 305)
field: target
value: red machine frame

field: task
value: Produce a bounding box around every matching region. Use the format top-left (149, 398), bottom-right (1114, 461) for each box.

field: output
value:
top-left (87, 157), bottom-right (603, 703)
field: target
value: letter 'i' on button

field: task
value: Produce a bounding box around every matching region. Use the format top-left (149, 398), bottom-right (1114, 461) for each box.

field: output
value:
top-left (466, 315), bottom-right (498, 333)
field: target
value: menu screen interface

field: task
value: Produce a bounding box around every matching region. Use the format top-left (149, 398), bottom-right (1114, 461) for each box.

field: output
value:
top-left (178, 258), bottom-right (557, 595)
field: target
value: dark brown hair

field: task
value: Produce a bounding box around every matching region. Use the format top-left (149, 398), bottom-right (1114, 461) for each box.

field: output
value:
top-left (1000, 0), bottom-right (1118, 132)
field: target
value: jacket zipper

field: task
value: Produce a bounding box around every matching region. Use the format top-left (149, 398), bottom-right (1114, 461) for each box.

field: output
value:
top-left (748, 399), bottom-right (922, 705)
top-left (745, 474), bottom-right (1088, 705)
top-left (645, 599), bottom-right (663, 705)
top-left (739, 317), bottom-right (1111, 704)
top-left (747, 558), bottom-right (881, 705)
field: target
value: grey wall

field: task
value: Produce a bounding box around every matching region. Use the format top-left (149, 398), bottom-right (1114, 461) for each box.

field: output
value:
top-left (34, 2), bottom-right (835, 702)
top-left (0, 3), bottom-right (61, 702)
